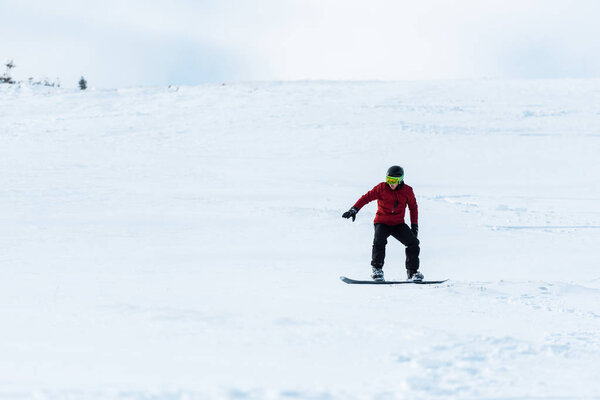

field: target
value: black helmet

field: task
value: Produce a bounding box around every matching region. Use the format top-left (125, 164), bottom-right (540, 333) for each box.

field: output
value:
top-left (386, 165), bottom-right (404, 178)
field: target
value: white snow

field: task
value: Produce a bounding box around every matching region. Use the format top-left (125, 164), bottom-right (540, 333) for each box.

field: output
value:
top-left (1, 80), bottom-right (599, 399)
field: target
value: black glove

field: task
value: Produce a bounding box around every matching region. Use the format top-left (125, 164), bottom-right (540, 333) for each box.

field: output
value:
top-left (342, 207), bottom-right (358, 222)
top-left (411, 224), bottom-right (419, 238)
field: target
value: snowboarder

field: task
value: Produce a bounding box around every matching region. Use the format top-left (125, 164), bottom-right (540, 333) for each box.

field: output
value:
top-left (342, 165), bottom-right (422, 282)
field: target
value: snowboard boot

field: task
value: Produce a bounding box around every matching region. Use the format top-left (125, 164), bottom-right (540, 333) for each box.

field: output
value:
top-left (371, 267), bottom-right (384, 282)
top-left (407, 270), bottom-right (424, 281)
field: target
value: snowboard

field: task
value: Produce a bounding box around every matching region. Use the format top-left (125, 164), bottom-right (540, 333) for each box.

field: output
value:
top-left (340, 276), bottom-right (448, 285)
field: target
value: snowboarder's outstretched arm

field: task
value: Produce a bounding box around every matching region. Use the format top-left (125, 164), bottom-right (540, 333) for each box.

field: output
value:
top-left (342, 185), bottom-right (380, 222)
top-left (407, 187), bottom-right (419, 237)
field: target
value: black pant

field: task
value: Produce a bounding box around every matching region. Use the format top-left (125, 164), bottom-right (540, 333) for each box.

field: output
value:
top-left (371, 223), bottom-right (420, 272)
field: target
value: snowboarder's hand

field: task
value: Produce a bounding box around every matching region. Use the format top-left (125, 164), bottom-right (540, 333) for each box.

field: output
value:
top-left (411, 224), bottom-right (419, 238)
top-left (342, 207), bottom-right (358, 222)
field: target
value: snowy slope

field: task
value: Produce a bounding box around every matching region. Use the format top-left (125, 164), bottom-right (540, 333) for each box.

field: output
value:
top-left (1, 80), bottom-right (599, 399)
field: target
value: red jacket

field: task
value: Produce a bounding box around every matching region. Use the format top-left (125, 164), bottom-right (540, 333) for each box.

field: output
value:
top-left (353, 182), bottom-right (418, 226)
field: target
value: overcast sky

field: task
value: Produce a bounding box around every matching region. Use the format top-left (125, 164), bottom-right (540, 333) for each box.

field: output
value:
top-left (2, 0), bottom-right (600, 88)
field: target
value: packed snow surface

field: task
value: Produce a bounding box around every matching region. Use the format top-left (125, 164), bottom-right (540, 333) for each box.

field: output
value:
top-left (1, 80), bottom-right (599, 399)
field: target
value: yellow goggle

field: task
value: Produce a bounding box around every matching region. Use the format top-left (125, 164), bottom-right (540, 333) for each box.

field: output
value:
top-left (386, 175), bottom-right (403, 184)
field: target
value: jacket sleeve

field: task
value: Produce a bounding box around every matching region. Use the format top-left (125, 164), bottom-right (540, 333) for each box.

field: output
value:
top-left (353, 184), bottom-right (380, 211)
top-left (407, 187), bottom-right (418, 224)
